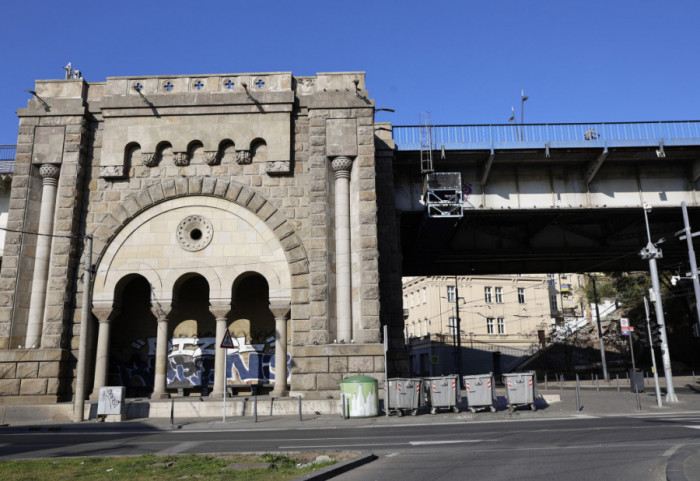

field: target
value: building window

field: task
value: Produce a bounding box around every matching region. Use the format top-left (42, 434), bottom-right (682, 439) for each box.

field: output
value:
top-left (416, 321), bottom-right (421, 337)
top-left (447, 286), bottom-right (456, 302)
top-left (484, 287), bottom-right (492, 303)
top-left (548, 273), bottom-right (556, 286)
top-left (518, 288), bottom-right (525, 304)
top-left (495, 287), bottom-right (503, 303)
top-left (422, 288), bottom-right (427, 304)
top-left (449, 317), bottom-right (457, 336)
top-left (424, 318), bottom-right (429, 334)
top-left (550, 295), bottom-right (558, 311)
top-left (404, 296), bottom-right (408, 309)
top-left (487, 318), bottom-right (494, 334)
top-left (410, 293), bottom-right (414, 308)
top-left (497, 317), bottom-right (505, 334)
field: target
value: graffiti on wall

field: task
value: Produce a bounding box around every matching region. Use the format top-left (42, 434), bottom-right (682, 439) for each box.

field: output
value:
top-left (110, 334), bottom-right (291, 390)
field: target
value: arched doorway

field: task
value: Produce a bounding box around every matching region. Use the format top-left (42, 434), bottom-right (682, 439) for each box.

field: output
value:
top-left (226, 274), bottom-right (276, 391)
top-left (107, 275), bottom-right (156, 397)
top-left (168, 274), bottom-right (216, 395)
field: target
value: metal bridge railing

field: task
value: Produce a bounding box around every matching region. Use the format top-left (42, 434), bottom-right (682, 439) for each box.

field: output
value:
top-left (392, 120), bottom-right (700, 151)
top-left (0, 145), bottom-right (16, 174)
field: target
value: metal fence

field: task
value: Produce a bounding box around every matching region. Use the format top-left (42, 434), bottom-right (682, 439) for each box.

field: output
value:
top-left (392, 121), bottom-right (700, 151)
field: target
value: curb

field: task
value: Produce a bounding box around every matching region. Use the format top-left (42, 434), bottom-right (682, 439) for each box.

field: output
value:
top-left (292, 452), bottom-right (377, 481)
top-left (666, 446), bottom-right (691, 481)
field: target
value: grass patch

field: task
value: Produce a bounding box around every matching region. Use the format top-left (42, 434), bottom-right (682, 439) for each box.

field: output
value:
top-left (0, 452), bottom-right (337, 480)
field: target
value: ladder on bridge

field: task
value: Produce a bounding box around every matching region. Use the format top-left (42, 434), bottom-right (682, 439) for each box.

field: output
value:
top-left (420, 112), bottom-right (464, 218)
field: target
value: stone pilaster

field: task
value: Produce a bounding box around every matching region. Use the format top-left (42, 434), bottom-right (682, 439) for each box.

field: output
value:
top-left (151, 306), bottom-right (171, 399)
top-left (331, 156), bottom-right (354, 342)
top-left (270, 302), bottom-right (291, 396)
top-left (25, 164), bottom-right (61, 348)
top-left (88, 305), bottom-right (120, 400)
top-left (208, 304), bottom-right (230, 399)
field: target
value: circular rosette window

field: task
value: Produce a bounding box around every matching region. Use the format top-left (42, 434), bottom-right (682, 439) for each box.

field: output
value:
top-left (176, 215), bottom-right (214, 252)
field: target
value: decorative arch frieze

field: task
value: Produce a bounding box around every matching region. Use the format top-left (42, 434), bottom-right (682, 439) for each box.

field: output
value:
top-left (91, 178), bottom-right (309, 280)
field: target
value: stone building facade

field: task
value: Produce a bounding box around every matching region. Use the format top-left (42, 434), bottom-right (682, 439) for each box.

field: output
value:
top-left (0, 71), bottom-right (405, 403)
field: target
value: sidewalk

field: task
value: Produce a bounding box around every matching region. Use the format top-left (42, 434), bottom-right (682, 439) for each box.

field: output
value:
top-left (2, 377), bottom-right (700, 480)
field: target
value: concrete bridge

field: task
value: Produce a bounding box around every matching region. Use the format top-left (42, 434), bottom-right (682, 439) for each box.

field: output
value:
top-left (386, 121), bottom-right (700, 275)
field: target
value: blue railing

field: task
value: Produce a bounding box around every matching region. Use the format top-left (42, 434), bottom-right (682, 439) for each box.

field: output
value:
top-left (0, 145), bottom-right (16, 174)
top-left (392, 121), bottom-right (700, 151)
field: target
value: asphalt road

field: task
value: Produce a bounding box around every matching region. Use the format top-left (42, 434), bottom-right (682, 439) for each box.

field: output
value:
top-left (2, 412), bottom-right (700, 480)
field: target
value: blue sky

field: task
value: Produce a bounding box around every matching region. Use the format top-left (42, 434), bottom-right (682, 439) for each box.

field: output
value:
top-left (1, 0), bottom-right (698, 144)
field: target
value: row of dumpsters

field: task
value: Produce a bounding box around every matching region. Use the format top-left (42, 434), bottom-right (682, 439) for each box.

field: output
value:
top-left (339, 371), bottom-right (538, 418)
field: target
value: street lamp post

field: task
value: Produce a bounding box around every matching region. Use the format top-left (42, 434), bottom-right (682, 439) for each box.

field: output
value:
top-left (454, 276), bottom-right (463, 387)
top-left (520, 89), bottom-right (528, 141)
top-left (586, 274), bottom-right (609, 382)
top-left (641, 204), bottom-right (678, 402)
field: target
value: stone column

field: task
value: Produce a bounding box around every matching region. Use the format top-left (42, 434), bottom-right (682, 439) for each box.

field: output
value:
top-left (151, 307), bottom-right (171, 399)
top-left (209, 305), bottom-right (230, 399)
top-left (331, 156), bottom-right (354, 342)
top-left (25, 164), bottom-right (60, 348)
top-left (89, 306), bottom-right (120, 400)
top-left (270, 302), bottom-right (291, 396)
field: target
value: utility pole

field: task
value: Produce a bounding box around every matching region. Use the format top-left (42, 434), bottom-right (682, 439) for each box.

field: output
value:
top-left (454, 276), bottom-right (463, 387)
top-left (641, 205), bottom-right (678, 402)
top-left (73, 235), bottom-right (92, 423)
top-left (644, 297), bottom-right (662, 407)
top-left (680, 201), bottom-right (700, 336)
top-left (587, 274), bottom-right (609, 382)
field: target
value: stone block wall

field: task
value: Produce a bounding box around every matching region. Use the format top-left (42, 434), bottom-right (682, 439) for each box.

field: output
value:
top-left (0, 71), bottom-right (404, 403)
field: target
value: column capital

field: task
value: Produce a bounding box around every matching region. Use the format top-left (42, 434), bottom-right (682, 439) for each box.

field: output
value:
top-left (209, 304), bottom-right (230, 320)
top-left (151, 305), bottom-right (173, 321)
top-left (39, 163), bottom-right (61, 180)
top-left (269, 300), bottom-right (291, 319)
top-left (330, 156), bottom-right (354, 175)
top-left (92, 306), bottom-right (120, 323)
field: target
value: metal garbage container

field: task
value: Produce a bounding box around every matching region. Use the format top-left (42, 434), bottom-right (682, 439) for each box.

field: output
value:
top-left (387, 378), bottom-right (422, 416)
top-left (340, 375), bottom-right (379, 418)
top-left (463, 373), bottom-right (496, 413)
top-left (503, 371), bottom-right (536, 411)
top-left (424, 375), bottom-right (460, 414)
top-left (629, 369), bottom-right (645, 394)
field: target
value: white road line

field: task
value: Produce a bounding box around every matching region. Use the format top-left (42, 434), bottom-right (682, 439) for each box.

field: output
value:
top-left (683, 425), bottom-right (700, 430)
top-left (409, 440), bottom-right (485, 446)
top-left (278, 442), bottom-right (403, 449)
top-left (663, 444), bottom-right (684, 457)
top-left (156, 441), bottom-right (203, 455)
top-left (386, 452), bottom-right (400, 457)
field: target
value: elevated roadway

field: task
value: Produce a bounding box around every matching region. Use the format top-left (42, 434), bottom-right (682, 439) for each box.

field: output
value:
top-left (390, 121), bottom-right (700, 274)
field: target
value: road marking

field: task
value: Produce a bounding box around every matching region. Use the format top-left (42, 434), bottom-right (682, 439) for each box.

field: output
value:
top-left (683, 425), bottom-right (700, 430)
top-left (278, 442), bottom-right (402, 449)
top-left (663, 444), bottom-right (683, 457)
top-left (156, 441), bottom-right (203, 455)
top-left (409, 440), bottom-right (485, 446)
top-left (386, 452), bottom-right (400, 457)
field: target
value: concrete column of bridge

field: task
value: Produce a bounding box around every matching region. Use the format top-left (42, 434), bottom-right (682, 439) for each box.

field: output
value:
top-left (25, 164), bottom-right (61, 349)
top-left (331, 156), bottom-right (354, 343)
top-left (89, 306), bottom-right (120, 401)
top-left (151, 307), bottom-right (172, 400)
top-left (209, 305), bottom-right (230, 399)
top-left (270, 302), bottom-right (291, 397)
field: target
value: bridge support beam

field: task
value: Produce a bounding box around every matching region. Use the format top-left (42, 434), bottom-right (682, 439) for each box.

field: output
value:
top-left (585, 147), bottom-right (608, 185)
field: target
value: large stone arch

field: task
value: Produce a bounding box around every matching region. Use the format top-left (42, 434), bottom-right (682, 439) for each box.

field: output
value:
top-left (93, 194), bottom-right (300, 306)
top-left (90, 177), bottom-right (308, 278)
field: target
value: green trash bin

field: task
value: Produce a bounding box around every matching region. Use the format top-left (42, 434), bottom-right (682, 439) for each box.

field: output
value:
top-left (340, 375), bottom-right (379, 418)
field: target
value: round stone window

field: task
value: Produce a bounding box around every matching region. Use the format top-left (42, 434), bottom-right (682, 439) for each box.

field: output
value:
top-left (176, 215), bottom-right (213, 252)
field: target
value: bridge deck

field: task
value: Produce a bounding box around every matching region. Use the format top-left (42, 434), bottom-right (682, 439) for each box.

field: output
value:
top-left (392, 121), bottom-right (700, 151)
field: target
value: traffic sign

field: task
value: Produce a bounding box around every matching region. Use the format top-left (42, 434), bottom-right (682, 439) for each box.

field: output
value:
top-left (621, 318), bottom-right (630, 336)
top-left (220, 329), bottom-right (235, 349)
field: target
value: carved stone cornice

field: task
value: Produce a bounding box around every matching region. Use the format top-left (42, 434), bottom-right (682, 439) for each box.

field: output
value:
top-left (209, 304), bottom-right (231, 320)
top-left (204, 151), bottom-right (219, 166)
top-left (269, 301), bottom-right (291, 320)
top-left (173, 152), bottom-right (189, 167)
top-left (236, 150), bottom-right (251, 165)
top-left (92, 306), bottom-right (121, 323)
top-left (141, 152), bottom-right (158, 167)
